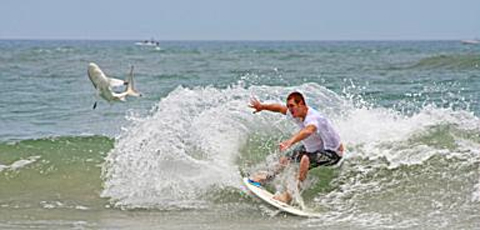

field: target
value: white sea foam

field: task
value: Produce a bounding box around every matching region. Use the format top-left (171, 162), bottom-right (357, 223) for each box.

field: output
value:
top-left (316, 103), bottom-right (480, 226)
top-left (336, 104), bottom-right (480, 168)
top-left (0, 155), bottom-right (41, 172)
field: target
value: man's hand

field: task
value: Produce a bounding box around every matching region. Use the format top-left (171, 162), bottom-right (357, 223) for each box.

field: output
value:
top-left (279, 139), bottom-right (294, 151)
top-left (248, 96), bottom-right (263, 114)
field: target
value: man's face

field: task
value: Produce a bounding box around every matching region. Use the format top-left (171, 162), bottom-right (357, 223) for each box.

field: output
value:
top-left (286, 99), bottom-right (305, 118)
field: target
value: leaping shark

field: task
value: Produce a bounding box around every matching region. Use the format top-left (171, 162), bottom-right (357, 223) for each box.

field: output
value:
top-left (87, 62), bottom-right (142, 109)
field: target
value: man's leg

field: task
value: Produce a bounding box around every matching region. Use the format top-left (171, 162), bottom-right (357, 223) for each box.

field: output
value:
top-left (250, 156), bottom-right (291, 184)
top-left (298, 154), bottom-right (310, 182)
top-left (273, 155), bottom-right (310, 203)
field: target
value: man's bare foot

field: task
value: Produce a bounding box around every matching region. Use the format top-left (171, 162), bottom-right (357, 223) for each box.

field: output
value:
top-left (273, 191), bottom-right (292, 204)
top-left (250, 171), bottom-right (269, 184)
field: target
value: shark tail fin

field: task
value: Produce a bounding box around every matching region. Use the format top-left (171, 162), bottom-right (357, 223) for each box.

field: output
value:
top-left (125, 65), bottom-right (142, 97)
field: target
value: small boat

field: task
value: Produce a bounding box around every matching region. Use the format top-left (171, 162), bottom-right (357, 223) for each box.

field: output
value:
top-left (461, 39), bottom-right (480, 45)
top-left (135, 39), bottom-right (161, 49)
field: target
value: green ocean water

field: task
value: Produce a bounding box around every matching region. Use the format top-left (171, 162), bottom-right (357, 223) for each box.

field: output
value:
top-left (0, 40), bottom-right (479, 229)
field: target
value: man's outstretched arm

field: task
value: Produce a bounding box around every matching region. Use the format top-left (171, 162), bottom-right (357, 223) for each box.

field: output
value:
top-left (249, 96), bottom-right (288, 115)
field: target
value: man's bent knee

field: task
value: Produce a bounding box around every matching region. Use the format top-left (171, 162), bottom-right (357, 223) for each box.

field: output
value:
top-left (298, 155), bottom-right (309, 181)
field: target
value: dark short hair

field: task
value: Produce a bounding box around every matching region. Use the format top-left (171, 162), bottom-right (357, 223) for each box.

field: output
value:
top-left (286, 91), bottom-right (306, 105)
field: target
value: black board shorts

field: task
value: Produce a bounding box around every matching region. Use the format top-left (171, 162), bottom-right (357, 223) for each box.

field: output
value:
top-left (287, 145), bottom-right (342, 170)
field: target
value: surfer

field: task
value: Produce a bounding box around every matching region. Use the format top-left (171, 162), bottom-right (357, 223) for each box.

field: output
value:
top-left (248, 91), bottom-right (344, 203)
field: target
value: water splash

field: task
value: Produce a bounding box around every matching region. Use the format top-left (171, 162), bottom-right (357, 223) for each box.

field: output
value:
top-left (101, 81), bottom-right (480, 229)
top-left (102, 85), bottom-right (256, 209)
top-left (101, 83), bottom-right (348, 209)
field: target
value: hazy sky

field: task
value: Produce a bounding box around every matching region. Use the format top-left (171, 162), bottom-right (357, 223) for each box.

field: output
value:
top-left (1, 0), bottom-right (479, 40)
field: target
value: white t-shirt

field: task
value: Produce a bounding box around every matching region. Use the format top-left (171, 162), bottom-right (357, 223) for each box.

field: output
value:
top-left (287, 107), bottom-right (341, 152)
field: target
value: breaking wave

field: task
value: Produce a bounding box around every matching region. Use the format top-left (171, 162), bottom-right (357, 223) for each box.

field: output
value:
top-left (100, 82), bottom-right (480, 227)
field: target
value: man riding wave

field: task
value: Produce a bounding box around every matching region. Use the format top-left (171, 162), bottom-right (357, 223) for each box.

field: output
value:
top-left (248, 91), bottom-right (344, 203)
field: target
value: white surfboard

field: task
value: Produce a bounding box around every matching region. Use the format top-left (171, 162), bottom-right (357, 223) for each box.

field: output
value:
top-left (242, 177), bottom-right (321, 218)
